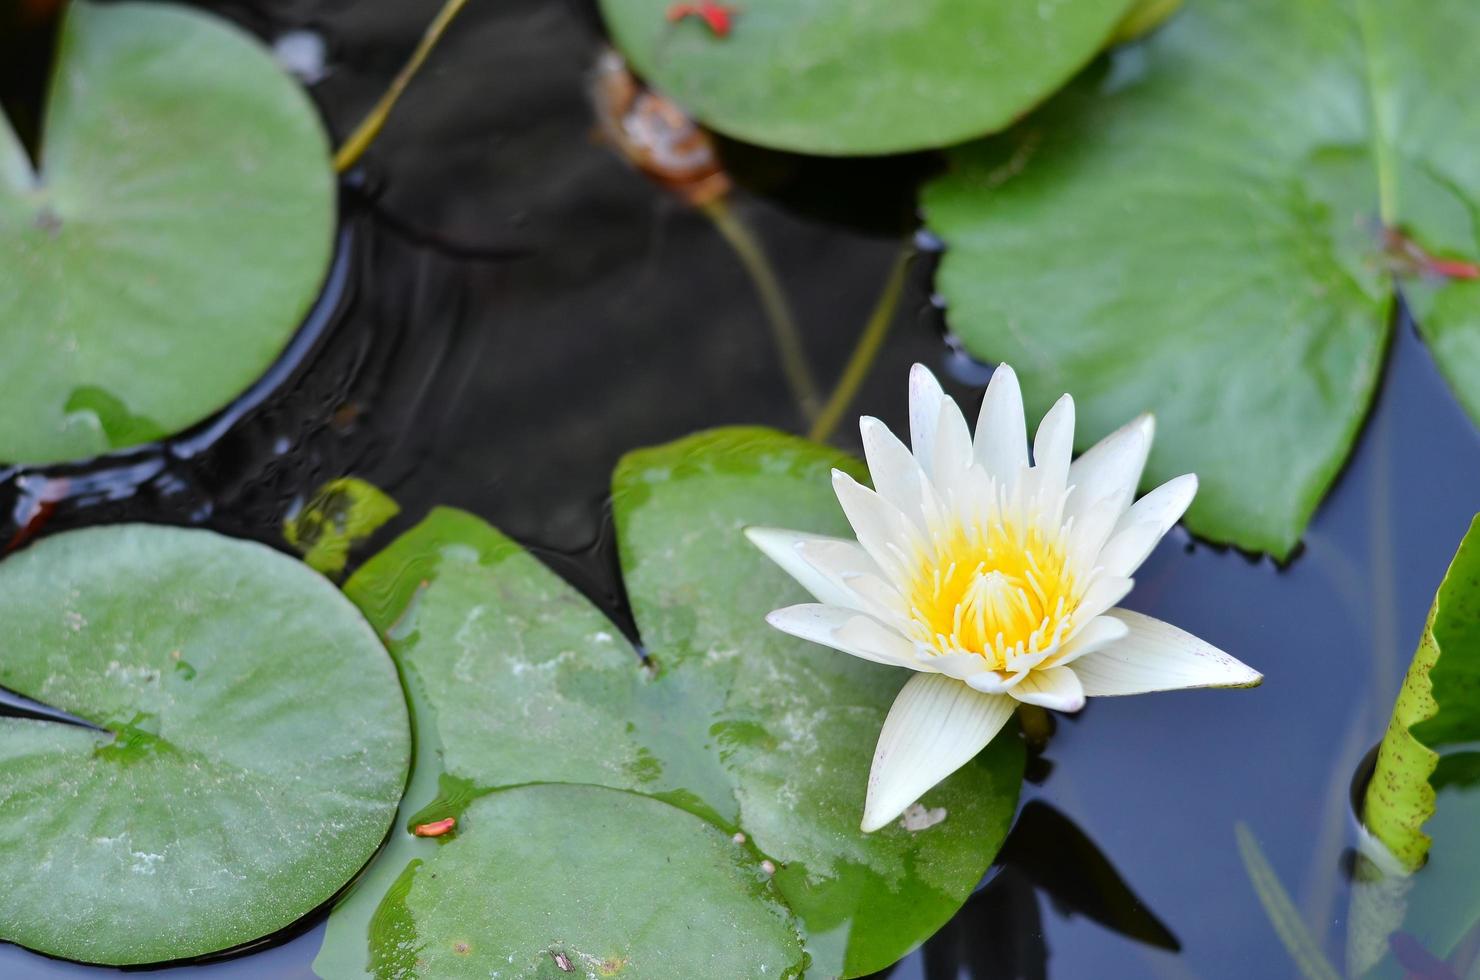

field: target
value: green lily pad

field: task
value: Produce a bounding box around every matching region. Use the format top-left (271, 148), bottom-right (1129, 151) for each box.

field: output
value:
top-left (372, 784), bottom-right (805, 979)
top-left (598, 0), bottom-right (1138, 155)
top-left (0, 525), bottom-right (410, 965)
top-left (924, 0), bottom-right (1480, 558)
top-left (0, 0), bottom-right (335, 465)
top-left (1349, 515), bottom-right (1480, 973)
top-left (316, 428), bottom-right (1023, 979)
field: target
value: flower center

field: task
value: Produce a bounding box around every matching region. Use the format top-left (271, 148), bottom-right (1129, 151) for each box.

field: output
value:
top-left (904, 520), bottom-right (1078, 669)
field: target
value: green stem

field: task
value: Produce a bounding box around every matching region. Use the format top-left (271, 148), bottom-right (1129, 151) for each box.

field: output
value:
top-left (807, 246), bottom-right (912, 444)
top-left (1353, 0), bottom-right (1398, 226)
top-left (333, 0), bottom-right (473, 173)
top-left (700, 197), bottom-right (822, 425)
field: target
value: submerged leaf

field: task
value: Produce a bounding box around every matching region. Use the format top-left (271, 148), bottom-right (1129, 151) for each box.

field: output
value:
top-left (0, 0), bottom-right (334, 464)
top-left (925, 0), bottom-right (1480, 557)
top-left (0, 526), bottom-right (410, 965)
top-left (597, 0), bottom-right (1138, 155)
top-left (284, 477), bottom-right (402, 576)
top-left (317, 428), bottom-right (1023, 978)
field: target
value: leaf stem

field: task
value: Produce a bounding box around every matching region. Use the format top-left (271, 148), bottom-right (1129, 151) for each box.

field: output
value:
top-left (333, 0), bottom-right (473, 173)
top-left (807, 246), bottom-right (913, 444)
top-left (699, 196), bottom-right (822, 425)
top-left (1353, 0), bottom-right (1398, 226)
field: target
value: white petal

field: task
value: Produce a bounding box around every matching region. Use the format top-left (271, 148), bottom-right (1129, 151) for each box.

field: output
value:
top-left (860, 416), bottom-right (927, 531)
top-left (862, 673), bottom-right (1015, 832)
top-left (1007, 666), bottom-right (1086, 712)
top-left (1066, 495), bottom-right (1123, 578)
top-left (909, 364), bottom-right (946, 479)
top-left (796, 538), bottom-right (904, 625)
top-left (1052, 614), bottom-right (1130, 667)
top-left (1074, 573), bottom-right (1134, 624)
top-left (925, 653), bottom-right (991, 680)
top-left (1031, 394), bottom-right (1076, 506)
top-left (832, 470), bottom-right (922, 584)
top-left (1100, 474), bottom-right (1198, 577)
top-left (973, 363), bottom-right (1029, 487)
top-left (765, 604), bottom-right (915, 668)
top-left (1065, 414), bottom-right (1153, 527)
top-left (965, 669), bottom-right (1028, 694)
top-left (931, 393), bottom-right (975, 498)
top-left (745, 527), bottom-right (877, 611)
top-left (1071, 609), bottom-right (1262, 696)
top-left (830, 569), bottom-right (907, 623)
top-left (794, 534), bottom-right (884, 583)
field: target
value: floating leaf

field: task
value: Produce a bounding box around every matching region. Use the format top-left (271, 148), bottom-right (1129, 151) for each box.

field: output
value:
top-left (317, 428), bottom-right (1023, 979)
top-left (0, 0), bottom-right (335, 464)
top-left (371, 784), bottom-right (804, 979)
top-left (0, 525), bottom-right (410, 965)
top-left (924, 0), bottom-right (1480, 557)
top-left (1349, 515), bottom-right (1480, 974)
top-left (612, 428), bottom-right (1023, 976)
top-left (597, 0), bottom-right (1138, 155)
top-left (285, 477), bottom-right (402, 577)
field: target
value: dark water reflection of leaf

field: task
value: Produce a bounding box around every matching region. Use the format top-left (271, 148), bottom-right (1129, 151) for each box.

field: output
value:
top-left (874, 801), bottom-right (1179, 980)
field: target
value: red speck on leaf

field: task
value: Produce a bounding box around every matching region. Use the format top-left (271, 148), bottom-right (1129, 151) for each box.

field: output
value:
top-left (1428, 257), bottom-right (1480, 281)
top-left (1382, 226), bottom-right (1480, 282)
top-left (413, 817), bottom-right (456, 837)
top-left (666, 1), bottom-right (737, 37)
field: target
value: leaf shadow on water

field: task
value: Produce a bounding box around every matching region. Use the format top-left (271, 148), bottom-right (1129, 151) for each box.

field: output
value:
top-left (873, 800), bottom-right (1180, 980)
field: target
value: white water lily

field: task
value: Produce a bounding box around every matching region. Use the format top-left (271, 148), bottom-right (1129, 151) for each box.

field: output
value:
top-left (746, 364), bottom-right (1262, 832)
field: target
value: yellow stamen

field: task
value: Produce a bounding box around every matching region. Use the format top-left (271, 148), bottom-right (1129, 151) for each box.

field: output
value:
top-left (905, 518), bottom-right (1077, 669)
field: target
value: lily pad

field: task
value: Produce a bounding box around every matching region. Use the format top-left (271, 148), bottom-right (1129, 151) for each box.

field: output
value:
top-left (597, 0), bottom-right (1139, 155)
top-left (924, 0), bottom-right (1480, 558)
top-left (0, 525), bottom-right (410, 965)
top-left (371, 785), bottom-right (805, 979)
top-left (317, 428), bottom-right (1023, 979)
top-left (0, 0), bottom-right (335, 465)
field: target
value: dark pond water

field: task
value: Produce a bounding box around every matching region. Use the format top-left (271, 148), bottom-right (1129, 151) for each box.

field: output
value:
top-left (2, 0), bottom-right (1479, 977)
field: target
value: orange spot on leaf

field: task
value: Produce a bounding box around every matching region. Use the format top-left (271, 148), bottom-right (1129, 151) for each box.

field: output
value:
top-left (413, 817), bottom-right (456, 837)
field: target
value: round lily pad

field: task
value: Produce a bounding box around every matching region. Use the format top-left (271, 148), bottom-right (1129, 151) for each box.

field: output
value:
top-left (380, 784), bottom-right (804, 978)
top-left (0, 525), bottom-right (410, 965)
top-left (0, 0), bottom-right (335, 464)
top-left (597, 0), bottom-right (1138, 155)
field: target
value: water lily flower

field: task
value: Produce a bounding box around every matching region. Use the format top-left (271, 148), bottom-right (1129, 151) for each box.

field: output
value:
top-left (746, 364), bottom-right (1262, 832)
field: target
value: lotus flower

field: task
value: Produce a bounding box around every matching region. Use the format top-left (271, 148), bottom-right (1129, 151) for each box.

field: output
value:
top-left (746, 364), bottom-right (1261, 832)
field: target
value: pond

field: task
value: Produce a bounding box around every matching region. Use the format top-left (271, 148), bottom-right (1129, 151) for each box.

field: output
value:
top-left (2, 0), bottom-right (1478, 977)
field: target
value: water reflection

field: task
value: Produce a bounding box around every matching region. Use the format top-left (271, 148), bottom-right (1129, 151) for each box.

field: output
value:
top-left (2, 0), bottom-right (1479, 974)
top-left (875, 801), bottom-right (1178, 980)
